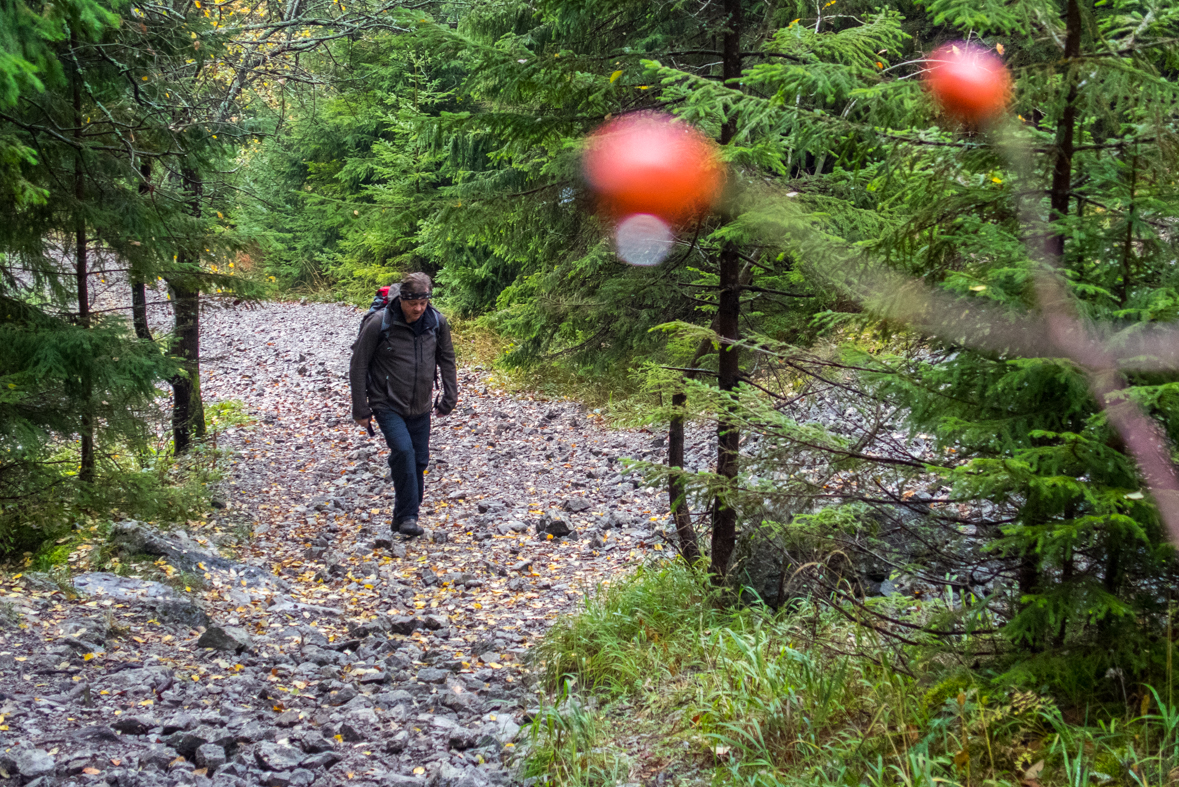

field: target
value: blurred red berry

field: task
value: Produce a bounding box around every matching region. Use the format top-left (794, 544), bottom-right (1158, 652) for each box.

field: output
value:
top-left (583, 112), bottom-right (723, 225)
top-left (926, 42), bottom-right (1011, 124)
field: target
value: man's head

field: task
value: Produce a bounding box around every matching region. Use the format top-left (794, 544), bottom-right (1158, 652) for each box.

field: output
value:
top-left (398, 272), bottom-right (432, 324)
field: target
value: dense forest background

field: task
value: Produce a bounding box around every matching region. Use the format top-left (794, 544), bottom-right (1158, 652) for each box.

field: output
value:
top-left (5, 0), bottom-right (1179, 782)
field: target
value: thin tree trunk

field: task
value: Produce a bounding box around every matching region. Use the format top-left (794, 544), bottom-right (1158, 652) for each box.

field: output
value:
top-left (668, 391), bottom-right (702, 564)
top-left (709, 0), bottom-right (743, 579)
top-left (132, 161), bottom-right (152, 341)
top-left (1047, 0), bottom-right (1082, 262)
top-left (711, 243), bottom-right (741, 578)
top-left (1118, 154), bottom-right (1137, 307)
top-left (132, 280), bottom-right (151, 340)
top-left (169, 167), bottom-right (205, 453)
top-left (1022, 0), bottom-right (1081, 643)
top-left (73, 38), bottom-right (94, 484)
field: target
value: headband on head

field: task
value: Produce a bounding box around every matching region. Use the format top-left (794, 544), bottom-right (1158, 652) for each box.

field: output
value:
top-left (401, 291), bottom-right (431, 301)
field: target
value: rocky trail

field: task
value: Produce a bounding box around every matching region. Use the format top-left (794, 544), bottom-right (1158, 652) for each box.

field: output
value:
top-left (0, 299), bottom-right (700, 787)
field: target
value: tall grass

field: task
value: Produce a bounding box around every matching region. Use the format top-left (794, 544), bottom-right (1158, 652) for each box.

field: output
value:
top-left (523, 562), bottom-right (1179, 787)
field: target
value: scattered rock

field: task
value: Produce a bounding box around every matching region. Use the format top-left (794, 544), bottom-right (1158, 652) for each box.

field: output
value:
top-left (195, 743), bottom-right (226, 773)
top-left (563, 498), bottom-right (592, 513)
top-left (112, 716), bottom-right (153, 735)
top-left (1, 749), bottom-right (55, 782)
top-left (196, 624), bottom-right (253, 653)
top-left (254, 742), bottom-right (305, 771)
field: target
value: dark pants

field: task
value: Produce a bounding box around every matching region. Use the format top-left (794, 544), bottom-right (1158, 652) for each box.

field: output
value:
top-left (373, 409), bottom-right (431, 523)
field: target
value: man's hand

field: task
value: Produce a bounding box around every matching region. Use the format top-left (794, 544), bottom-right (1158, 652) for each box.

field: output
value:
top-left (433, 406), bottom-right (449, 419)
top-left (355, 417), bottom-right (371, 430)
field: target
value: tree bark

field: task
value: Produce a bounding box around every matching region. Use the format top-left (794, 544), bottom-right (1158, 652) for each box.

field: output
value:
top-left (709, 0), bottom-right (743, 579)
top-left (1047, 0), bottom-right (1082, 263)
top-left (73, 37), bottom-right (95, 484)
top-left (132, 162), bottom-right (152, 341)
top-left (168, 167), bottom-right (205, 453)
top-left (669, 391), bottom-right (702, 564)
top-left (711, 243), bottom-right (742, 578)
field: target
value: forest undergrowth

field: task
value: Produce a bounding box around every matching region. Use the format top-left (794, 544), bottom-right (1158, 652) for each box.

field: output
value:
top-left (522, 564), bottom-right (1179, 787)
top-left (2, 397), bottom-right (247, 574)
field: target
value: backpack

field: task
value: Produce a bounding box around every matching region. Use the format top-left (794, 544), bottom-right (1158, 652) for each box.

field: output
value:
top-left (355, 283), bottom-right (400, 341)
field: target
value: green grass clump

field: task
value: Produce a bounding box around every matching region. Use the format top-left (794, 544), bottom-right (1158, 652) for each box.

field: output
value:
top-left (523, 562), bottom-right (1179, 787)
top-left (535, 563), bottom-right (721, 695)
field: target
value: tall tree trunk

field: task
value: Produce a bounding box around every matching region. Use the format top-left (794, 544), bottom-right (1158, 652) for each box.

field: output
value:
top-left (132, 161), bottom-right (152, 341)
top-left (1047, 0), bottom-right (1082, 262)
top-left (73, 38), bottom-right (95, 484)
top-left (711, 243), bottom-right (741, 578)
top-left (709, 0), bottom-right (743, 579)
top-left (1018, 0), bottom-right (1081, 643)
top-left (168, 167), bottom-right (205, 453)
top-left (170, 280), bottom-right (202, 452)
top-left (669, 390), bottom-right (702, 564)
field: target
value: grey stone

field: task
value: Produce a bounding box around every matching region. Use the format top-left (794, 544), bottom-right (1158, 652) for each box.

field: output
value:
top-left (347, 707), bottom-right (380, 728)
top-left (488, 716), bottom-right (520, 743)
top-left (109, 521), bottom-right (230, 572)
top-left (416, 667), bottom-right (448, 684)
top-left (236, 720), bottom-right (277, 744)
top-left (300, 751), bottom-right (342, 770)
top-left (197, 625), bottom-right (253, 653)
top-left (295, 732), bottom-right (334, 754)
top-left (358, 669), bottom-right (389, 686)
top-left (288, 769), bottom-right (316, 787)
top-left (254, 742), bottom-right (304, 772)
top-left (545, 518), bottom-right (572, 537)
top-left (195, 743), bottom-right (226, 773)
top-left (142, 743), bottom-right (181, 771)
top-left (72, 573), bottom-right (210, 627)
top-left (381, 775), bottom-right (425, 787)
top-left (385, 730), bottom-right (409, 754)
top-left (301, 645), bottom-right (339, 666)
top-left (727, 524), bottom-right (793, 609)
top-left (335, 720), bottom-right (364, 742)
top-left (448, 727), bottom-right (478, 750)
top-left (563, 498), bottom-right (591, 513)
top-left (275, 709), bottom-right (303, 727)
top-left (325, 684), bottom-right (358, 706)
top-left (387, 615), bottom-right (419, 635)
top-left (21, 572), bottom-right (63, 593)
top-left (166, 727), bottom-right (213, 759)
top-left (4, 749), bottom-right (54, 781)
top-left (112, 715), bottom-right (153, 735)
top-left (162, 712), bottom-right (198, 734)
top-left (71, 724), bottom-right (120, 744)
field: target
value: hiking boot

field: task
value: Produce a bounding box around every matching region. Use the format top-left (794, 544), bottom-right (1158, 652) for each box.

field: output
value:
top-left (396, 518), bottom-right (423, 537)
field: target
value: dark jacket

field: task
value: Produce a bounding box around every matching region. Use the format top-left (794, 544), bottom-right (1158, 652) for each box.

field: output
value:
top-left (350, 299), bottom-right (458, 420)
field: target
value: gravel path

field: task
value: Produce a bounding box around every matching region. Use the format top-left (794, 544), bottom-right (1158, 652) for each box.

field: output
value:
top-left (0, 299), bottom-right (696, 787)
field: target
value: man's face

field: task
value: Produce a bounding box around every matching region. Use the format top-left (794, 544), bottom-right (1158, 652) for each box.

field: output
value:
top-left (400, 293), bottom-right (429, 323)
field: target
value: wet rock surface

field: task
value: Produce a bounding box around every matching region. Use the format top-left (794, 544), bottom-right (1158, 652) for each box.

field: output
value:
top-left (0, 299), bottom-right (688, 786)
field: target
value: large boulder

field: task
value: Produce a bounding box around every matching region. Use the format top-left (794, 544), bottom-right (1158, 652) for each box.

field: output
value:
top-left (108, 520), bottom-right (283, 590)
top-left (72, 573), bottom-right (210, 627)
top-left (728, 522), bottom-right (794, 609)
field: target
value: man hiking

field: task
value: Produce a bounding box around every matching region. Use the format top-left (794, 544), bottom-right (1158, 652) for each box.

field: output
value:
top-left (350, 272), bottom-right (458, 537)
